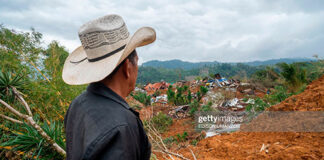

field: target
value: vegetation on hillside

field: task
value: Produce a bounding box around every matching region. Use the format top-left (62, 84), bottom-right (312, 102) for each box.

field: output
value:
top-left (246, 58), bottom-right (324, 113)
top-left (131, 91), bottom-right (151, 106)
top-left (0, 26), bottom-right (85, 159)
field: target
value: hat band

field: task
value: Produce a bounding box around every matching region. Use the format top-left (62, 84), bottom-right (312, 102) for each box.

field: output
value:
top-left (88, 44), bottom-right (126, 62)
top-left (70, 44), bottom-right (126, 64)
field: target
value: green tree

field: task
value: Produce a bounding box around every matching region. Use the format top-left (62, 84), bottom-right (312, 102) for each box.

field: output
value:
top-left (277, 63), bottom-right (306, 92)
top-left (167, 85), bottom-right (192, 105)
top-left (189, 100), bottom-right (199, 116)
top-left (167, 85), bottom-right (175, 103)
top-left (187, 90), bottom-right (192, 103)
top-left (200, 86), bottom-right (208, 95)
top-left (0, 26), bottom-right (86, 159)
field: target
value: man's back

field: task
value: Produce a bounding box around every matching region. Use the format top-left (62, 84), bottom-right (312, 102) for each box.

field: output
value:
top-left (64, 82), bottom-right (151, 160)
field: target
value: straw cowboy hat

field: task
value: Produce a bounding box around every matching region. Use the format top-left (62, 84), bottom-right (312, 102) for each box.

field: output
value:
top-left (62, 14), bottom-right (156, 85)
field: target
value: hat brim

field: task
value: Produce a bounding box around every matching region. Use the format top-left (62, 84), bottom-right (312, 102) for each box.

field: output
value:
top-left (62, 27), bottom-right (156, 85)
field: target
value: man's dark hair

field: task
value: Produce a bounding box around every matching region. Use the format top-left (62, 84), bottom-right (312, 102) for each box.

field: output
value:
top-left (103, 49), bottom-right (137, 80)
top-left (127, 49), bottom-right (138, 65)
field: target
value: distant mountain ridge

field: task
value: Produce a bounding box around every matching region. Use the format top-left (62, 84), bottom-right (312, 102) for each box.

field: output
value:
top-left (242, 58), bottom-right (314, 66)
top-left (142, 58), bottom-right (314, 70)
top-left (142, 59), bottom-right (220, 70)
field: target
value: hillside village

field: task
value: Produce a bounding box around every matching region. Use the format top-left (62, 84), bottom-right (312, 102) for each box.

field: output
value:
top-left (134, 73), bottom-right (265, 113)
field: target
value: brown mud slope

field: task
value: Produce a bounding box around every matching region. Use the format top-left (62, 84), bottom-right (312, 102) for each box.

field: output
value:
top-left (268, 75), bottom-right (324, 111)
top-left (174, 75), bottom-right (324, 160)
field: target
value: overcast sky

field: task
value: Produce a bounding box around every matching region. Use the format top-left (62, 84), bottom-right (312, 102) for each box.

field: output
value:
top-left (1, 0), bottom-right (323, 64)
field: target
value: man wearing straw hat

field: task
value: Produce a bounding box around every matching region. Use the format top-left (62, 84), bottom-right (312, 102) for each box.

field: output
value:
top-left (62, 14), bottom-right (156, 160)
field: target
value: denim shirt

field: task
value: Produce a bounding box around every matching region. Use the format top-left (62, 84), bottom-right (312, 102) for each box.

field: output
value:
top-left (64, 82), bottom-right (151, 160)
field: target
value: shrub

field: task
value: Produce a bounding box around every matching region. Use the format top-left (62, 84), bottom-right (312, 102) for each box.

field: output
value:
top-left (163, 136), bottom-right (175, 147)
top-left (264, 85), bottom-right (292, 105)
top-left (175, 86), bottom-right (185, 105)
top-left (189, 100), bottom-right (200, 116)
top-left (167, 85), bottom-right (192, 105)
top-left (200, 86), bottom-right (208, 96)
top-left (150, 112), bottom-right (173, 133)
top-left (201, 101), bottom-right (213, 112)
top-left (187, 90), bottom-right (192, 103)
top-left (175, 131), bottom-right (188, 142)
top-left (196, 91), bottom-right (201, 102)
top-left (246, 98), bottom-right (270, 112)
top-left (132, 91), bottom-right (151, 106)
top-left (277, 63), bottom-right (307, 92)
top-left (183, 85), bottom-right (188, 91)
top-left (195, 86), bottom-right (208, 102)
top-left (163, 132), bottom-right (189, 146)
top-left (190, 139), bottom-right (198, 146)
top-left (167, 85), bottom-right (175, 103)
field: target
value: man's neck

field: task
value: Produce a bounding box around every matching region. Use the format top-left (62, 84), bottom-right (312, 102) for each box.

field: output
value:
top-left (101, 79), bottom-right (128, 100)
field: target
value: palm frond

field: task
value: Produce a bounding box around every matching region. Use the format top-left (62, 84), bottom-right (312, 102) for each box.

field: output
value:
top-left (0, 121), bottom-right (65, 159)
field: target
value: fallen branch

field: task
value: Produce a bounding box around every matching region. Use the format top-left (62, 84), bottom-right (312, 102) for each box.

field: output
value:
top-left (0, 99), bottom-right (26, 118)
top-left (146, 122), bottom-right (174, 160)
top-left (189, 148), bottom-right (197, 160)
top-left (153, 149), bottom-right (190, 160)
top-left (0, 114), bottom-right (23, 124)
top-left (260, 143), bottom-right (270, 153)
top-left (145, 120), bottom-right (190, 160)
top-left (12, 87), bottom-right (32, 116)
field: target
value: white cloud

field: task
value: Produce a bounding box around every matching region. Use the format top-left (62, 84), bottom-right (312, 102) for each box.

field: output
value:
top-left (1, 0), bottom-right (323, 64)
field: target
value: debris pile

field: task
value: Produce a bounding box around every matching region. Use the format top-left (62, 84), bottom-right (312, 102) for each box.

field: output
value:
top-left (168, 105), bottom-right (190, 118)
top-left (144, 81), bottom-right (170, 93)
top-left (151, 94), bottom-right (168, 105)
top-left (133, 73), bottom-right (266, 117)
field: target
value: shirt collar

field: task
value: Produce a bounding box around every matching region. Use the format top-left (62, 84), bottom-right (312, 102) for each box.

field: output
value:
top-left (87, 82), bottom-right (130, 110)
top-left (87, 82), bottom-right (140, 118)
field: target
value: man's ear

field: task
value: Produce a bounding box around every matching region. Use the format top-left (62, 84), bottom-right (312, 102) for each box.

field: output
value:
top-left (122, 59), bottom-right (131, 79)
